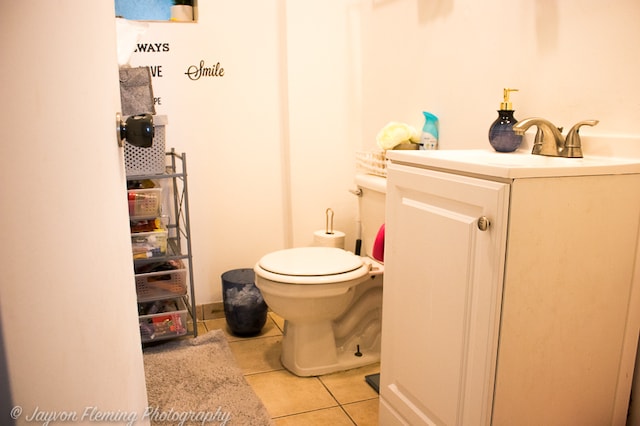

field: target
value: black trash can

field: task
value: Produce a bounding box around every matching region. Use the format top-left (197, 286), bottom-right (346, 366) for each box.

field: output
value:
top-left (221, 268), bottom-right (267, 336)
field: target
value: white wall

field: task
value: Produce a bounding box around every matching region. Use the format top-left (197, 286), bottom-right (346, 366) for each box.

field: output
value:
top-left (126, 1), bottom-right (287, 304)
top-left (285, 0), bottom-right (361, 250)
top-left (0, 1), bottom-right (148, 422)
top-left (123, 0), bottom-right (640, 305)
top-left (125, 0), bottom-right (359, 305)
top-left (357, 0), bottom-right (640, 150)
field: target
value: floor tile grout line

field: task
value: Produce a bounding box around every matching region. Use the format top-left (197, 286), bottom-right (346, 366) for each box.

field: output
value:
top-left (241, 368), bottom-right (285, 378)
top-left (269, 404), bottom-right (346, 421)
top-left (226, 332), bottom-right (283, 343)
top-left (304, 377), bottom-right (359, 426)
top-left (338, 405), bottom-right (359, 426)
top-left (317, 375), bottom-right (346, 412)
top-left (341, 396), bottom-right (379, 405)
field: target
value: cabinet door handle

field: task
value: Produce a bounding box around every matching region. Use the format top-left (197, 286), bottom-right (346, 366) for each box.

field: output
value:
top-left (477, 216), bottom-right (490, 231)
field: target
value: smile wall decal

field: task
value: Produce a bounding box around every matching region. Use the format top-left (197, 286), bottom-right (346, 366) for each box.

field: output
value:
top-left (184, 60), bottom-right (225, 80)
top-left (132, 41), bottom-right (226, 108)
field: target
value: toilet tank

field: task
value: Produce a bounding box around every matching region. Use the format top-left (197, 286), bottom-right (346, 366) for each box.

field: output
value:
top-left (355, 174), bottom-right (387, 258)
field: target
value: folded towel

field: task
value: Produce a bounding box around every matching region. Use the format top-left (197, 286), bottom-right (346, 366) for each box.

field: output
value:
top-left (376, 122), bottom-right (420, 150)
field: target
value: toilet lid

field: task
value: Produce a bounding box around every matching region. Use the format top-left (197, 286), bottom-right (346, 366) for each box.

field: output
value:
top-left (258, 247), bottom-right (364, 277)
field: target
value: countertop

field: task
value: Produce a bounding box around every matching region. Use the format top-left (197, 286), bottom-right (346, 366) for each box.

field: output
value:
top-left (385, 149), bottom-right (640, 179)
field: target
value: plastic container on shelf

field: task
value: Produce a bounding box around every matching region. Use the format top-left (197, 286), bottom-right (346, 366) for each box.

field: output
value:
top-left (128, 187), bottom-right (162, 219)
top-left (221, 268), bottom-right (268, 336)
top-left (138, 298), bottom-right (188, 342)
top-left (135, 260), bottom-right (187, 302)
top-left (131, 229), bottom-right (168, 259)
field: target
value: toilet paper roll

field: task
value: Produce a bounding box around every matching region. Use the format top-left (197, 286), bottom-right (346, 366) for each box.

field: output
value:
top-left (313, 230), bottom-right (346, 249)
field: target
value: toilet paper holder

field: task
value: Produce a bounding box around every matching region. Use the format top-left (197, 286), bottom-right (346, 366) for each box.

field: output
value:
top-left (325, 208), bottom-right (335, 235)
top-left (314, 209), bottom-right (345, 249)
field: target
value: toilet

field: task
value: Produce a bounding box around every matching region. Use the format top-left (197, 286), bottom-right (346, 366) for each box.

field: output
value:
top-left (254, 174), bottom-right (386, 376)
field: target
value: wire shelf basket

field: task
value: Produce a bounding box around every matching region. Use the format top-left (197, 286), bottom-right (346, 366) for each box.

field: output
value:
top-left (125, 124), bottom-right (166, 176)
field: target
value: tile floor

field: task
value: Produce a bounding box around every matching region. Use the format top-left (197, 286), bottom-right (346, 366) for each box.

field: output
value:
top-left (194, 311), bottom-right (380, 425)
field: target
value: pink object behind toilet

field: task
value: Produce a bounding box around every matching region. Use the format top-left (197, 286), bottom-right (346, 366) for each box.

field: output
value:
top-left (372, 224), bottom-right (385, 262)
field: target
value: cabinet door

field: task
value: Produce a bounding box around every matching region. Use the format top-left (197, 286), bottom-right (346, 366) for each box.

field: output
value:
top-left (379, 163), bottom-right (509, 426)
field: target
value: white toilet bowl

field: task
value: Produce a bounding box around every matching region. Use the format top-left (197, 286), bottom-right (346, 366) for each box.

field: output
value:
top-left (254, 246), bottom-right (383, 376)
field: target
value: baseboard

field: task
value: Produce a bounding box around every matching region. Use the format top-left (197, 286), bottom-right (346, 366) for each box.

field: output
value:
top-left (198, 302), bottom-right (225, 321)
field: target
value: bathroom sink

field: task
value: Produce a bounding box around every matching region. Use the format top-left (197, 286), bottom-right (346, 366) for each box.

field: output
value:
top-left (385, 149), bottom-right (640, 179)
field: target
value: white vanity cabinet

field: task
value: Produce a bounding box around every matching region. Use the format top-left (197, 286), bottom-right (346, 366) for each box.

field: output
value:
top-left (379, 150), bottom-right (640, 426)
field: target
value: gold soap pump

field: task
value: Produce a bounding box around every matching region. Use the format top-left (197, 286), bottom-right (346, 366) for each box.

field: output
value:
top-left (488, 88), bottom-right (523, 152)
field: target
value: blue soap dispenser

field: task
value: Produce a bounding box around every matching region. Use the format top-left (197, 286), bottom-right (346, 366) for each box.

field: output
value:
top-left (488, 88), bottom-right (522, 152)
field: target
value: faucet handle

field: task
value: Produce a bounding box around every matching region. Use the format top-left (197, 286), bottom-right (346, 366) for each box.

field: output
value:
top-left (532, 126), bottom-right (563, 155)
top-left (564, 120), bottom-right (599, 158)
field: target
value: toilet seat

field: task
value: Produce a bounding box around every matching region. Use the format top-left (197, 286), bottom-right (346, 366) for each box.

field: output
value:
top-left (256, 247), bottom-right (370, 285)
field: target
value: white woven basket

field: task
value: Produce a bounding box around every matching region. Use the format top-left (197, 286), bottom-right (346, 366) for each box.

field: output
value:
top-left (355, 150), bottom-right (387, 177)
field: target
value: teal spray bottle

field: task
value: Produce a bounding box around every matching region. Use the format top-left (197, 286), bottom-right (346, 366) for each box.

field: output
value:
top-left (420, 112), bottom-right (439, 150)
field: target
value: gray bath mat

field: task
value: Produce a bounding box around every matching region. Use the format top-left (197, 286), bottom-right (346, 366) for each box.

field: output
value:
top-left (143, 329), bottom-right (273, 425)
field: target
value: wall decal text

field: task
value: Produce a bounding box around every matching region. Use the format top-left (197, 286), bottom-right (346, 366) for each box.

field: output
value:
top-left (185, 61), bottom-right (225, 80)
top-left (149, 66), bottom-right (163, 78)
top-left (134, 43), bottom-right (170, 53)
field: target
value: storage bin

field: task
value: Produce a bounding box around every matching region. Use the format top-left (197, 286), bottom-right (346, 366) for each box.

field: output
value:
top-left (130, 218), bottom-right (164, 234)
top-left (131, 230), bottom-right (168, 259)
top-left (125, 118), bottom-right (166, 176)
top-left (136, 263), bottom-right (187, 302)
top-left (221, 268), bottom-right (267, 336)
top-left (128, 187), bottom-right (162, 219)
top-left (138, 298), bottom-right (187, 342)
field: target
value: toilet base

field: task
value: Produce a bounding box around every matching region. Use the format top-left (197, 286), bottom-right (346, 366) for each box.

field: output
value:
top-left (280, 319), bottom-right (380, 377)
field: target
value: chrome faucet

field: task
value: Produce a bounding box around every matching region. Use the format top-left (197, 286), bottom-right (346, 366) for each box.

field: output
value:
top-left (513, 117), bottom-right (599, 158)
